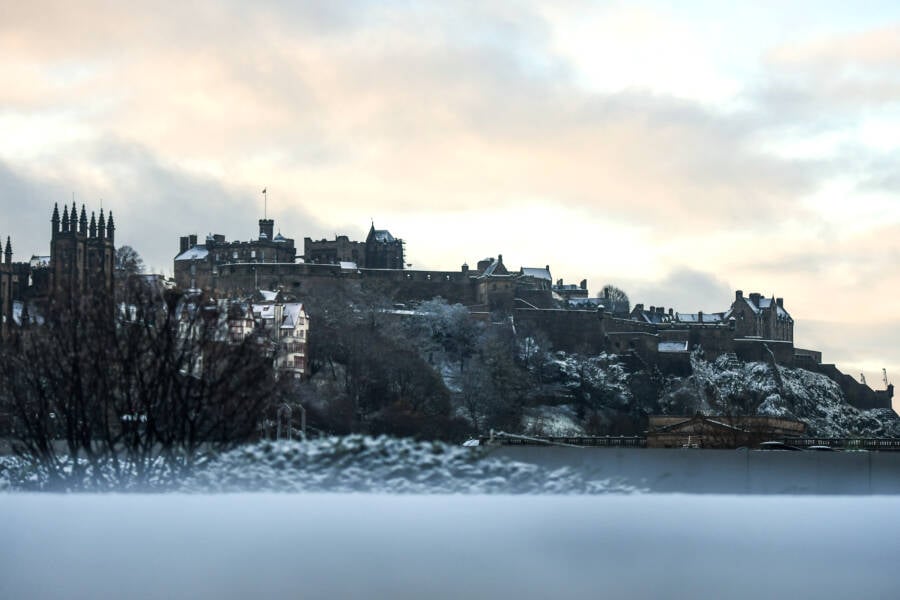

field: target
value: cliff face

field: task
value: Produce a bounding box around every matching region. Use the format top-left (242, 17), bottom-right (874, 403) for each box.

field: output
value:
top-left (514, 348), bottom-right (900, 438)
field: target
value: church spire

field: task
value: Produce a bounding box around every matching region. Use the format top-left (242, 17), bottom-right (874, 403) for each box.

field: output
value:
top-left (4, 236), bottom-right (11, 264)
top-left (89, 211), bottom-right (97, 238)
top-left (98, 209), bottom-right (106, 239)
top-left (62, 204), bottom-right (70, 232)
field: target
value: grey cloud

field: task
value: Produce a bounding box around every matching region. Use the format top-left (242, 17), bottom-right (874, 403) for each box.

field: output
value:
top-left (0, 140), bottom-right (326, 275)
top-left (616, 268), bottom-right (735, 314)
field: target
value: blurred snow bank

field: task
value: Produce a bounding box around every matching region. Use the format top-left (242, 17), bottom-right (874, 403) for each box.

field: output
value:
top-left (0, 436), bottom-right (640, 494)
top-left (1, 494), bottom-right (898, 599)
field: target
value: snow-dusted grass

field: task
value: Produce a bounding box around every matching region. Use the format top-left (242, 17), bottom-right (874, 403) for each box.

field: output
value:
top-left (2, 493), bottom-right (898, 599)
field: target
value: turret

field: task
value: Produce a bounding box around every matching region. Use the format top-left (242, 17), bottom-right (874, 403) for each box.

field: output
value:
top-left (62, 204), bottom-right (70, 232)
top-left (106, 211), bottom-right (115, 243)
top-left (259, 219), bottom-right (274, 241)
top-left (4, 236), bottom-right (11, 264)
top-left (89, 211), bottom-right (97, 238)
top-left (51, 203), bottom-right (60, 236)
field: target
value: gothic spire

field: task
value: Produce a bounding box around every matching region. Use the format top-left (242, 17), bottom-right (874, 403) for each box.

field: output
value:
top-left (106, 211), bottom-right (115, 243)
top-left (51, 203), bottom-right (60, 234)
top-left (4, 236), bottom-right (11, 264)
top-left (62, 204), bottom-right (70, 232)
top-left (79, 204), bottom-right (88, 235)
top-left (89, 211), bottom-right (97, 238)
top-left (98, 209), bottom-right (106, 239)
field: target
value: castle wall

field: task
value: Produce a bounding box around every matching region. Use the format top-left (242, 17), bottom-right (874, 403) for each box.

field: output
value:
top-left (513, 308), bottom-right (607, 355)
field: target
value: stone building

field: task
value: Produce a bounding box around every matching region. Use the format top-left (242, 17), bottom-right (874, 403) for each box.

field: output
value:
top-left (49, 202), bottom-right (116, 307)
top-left (303, 223), bottom-right (404, 270)
top-left (729, 290), bottom-right (793, 342)
top-left (174, 219), bottom-right (296, 290)
top-left (364, 224), bottom-right (404, 269)
top-left (304, 235), bottom-right (365, 266)
top-left (646, 414), bottom-right (807, 449)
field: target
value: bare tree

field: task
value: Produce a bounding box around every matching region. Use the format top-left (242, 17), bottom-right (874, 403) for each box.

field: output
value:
top-left (0, 289), bottom-right (285, 490)
top-left (600, 284), bottom-right (630, 315)
top-left (115, 245), bottom-right (145, 276)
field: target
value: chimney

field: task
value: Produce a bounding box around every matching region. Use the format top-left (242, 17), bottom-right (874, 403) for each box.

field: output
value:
top-left (749, 292), bottom-right (761, 306)
top-left (698, 310), bottom-right (704, 323)
top-left (462, 263), bottom-right (469, 274)
top-left (669, 308), bottom-right (674, 317)
top-left (189, 234), bottom-right (198, 248)
top-left (657, 307), bottom-right (664, 315)
top-left (635, 303), bottom-right (644, 312)
top-left (735, 290), bottom-right (743, 301)
top-left (776, 297), bottom-right (784, 308)
top-left (649, 306), bottom-right (655, 313)
top-left (180, 236), bottom-right (190, 254)
top-left (580, 279), bottom-right (587, 290)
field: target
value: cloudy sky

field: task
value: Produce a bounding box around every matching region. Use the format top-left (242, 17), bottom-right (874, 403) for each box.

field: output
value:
top-left (2, 0), bottom-right (899, 399)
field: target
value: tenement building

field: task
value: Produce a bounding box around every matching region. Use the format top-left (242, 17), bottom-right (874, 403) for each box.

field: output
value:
top-left (0, 236), bottom-right (12, 338)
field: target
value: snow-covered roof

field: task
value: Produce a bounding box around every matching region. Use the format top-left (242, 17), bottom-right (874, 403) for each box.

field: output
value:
top-left (677, 312), bottom-right (727, 324)
top-left (175, 246), bottom-right (209, 261)
top-left (520, 267), bottom-right (551, 281)
top-left (259, 290), bottom-right (278, 301)
top-left (340, 261), bottom-right (358, 271)
top-left (280, 303), bottom-right (306, 330)
top-left (373, 230), bottom-right (395, 243)
top-left (274, 232), bottom-right (287, 242)
top-left (741, 295), bottom-right (792, 320)
top-left (29, 255), bottom-right (50, 268)
top-left (253, 304), bottom-right (276, 320)
top-left (659, 341), bottom-right (688, 353)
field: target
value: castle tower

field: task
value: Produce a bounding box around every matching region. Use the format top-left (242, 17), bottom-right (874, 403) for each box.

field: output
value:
top-left (259, 218), bottom-right (274, 241)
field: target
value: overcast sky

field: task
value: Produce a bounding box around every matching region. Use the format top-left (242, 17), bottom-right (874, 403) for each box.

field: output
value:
top-left (2, 1), bottom-right (899, 401)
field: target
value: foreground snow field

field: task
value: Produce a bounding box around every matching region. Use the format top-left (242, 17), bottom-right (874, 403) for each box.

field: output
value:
top-left (2, 493), bottom-right (898, 599)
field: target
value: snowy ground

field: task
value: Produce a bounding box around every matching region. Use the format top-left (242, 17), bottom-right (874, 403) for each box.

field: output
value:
top-left (1, 493), bottom-right (898, 599)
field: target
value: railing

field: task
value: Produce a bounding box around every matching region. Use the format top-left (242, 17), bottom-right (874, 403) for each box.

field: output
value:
top-left (475, 433), bottom-right (900, 451)
top-left (480, 431), bottom-right (647, 448)
top-left (784, 438), bottom-right (900, 451)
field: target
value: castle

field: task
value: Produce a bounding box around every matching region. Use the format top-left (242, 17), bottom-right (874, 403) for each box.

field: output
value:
top-left (3, 207), bottom-right (892, 411)
top-left (171, 214), bottom-right (892, 411)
